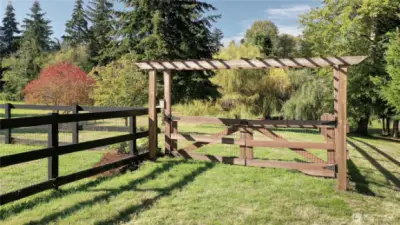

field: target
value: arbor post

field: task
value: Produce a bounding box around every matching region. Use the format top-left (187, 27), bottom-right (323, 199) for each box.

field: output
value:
top-left (163, 70), bottom-right (172, 155)
top-left (148, 70), bottom-right (158, 159)
top-left (334, 66), bottom-right (348, 190)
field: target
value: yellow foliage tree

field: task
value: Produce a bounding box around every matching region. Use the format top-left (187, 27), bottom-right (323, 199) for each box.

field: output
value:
top-left (212, 42), bottom-right (291, 118)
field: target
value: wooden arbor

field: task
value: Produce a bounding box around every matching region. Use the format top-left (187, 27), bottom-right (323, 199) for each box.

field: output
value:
top-left (135, 56), bottom-right (367, 191)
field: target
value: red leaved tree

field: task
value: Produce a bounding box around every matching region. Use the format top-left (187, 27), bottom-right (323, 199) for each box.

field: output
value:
top-left (24, 63), bottom-right (95, 106)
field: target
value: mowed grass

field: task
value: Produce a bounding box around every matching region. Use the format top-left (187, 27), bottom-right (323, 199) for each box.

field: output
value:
top-left (0, 106), bottom-right (398, 224)
top-left (0, 143), bottom-right (105, 193)
top-left (0, 122), bottom-right (399, 224)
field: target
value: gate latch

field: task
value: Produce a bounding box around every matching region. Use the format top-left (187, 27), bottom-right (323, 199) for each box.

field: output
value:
top-left (324, 164), bottom-right (337, 173)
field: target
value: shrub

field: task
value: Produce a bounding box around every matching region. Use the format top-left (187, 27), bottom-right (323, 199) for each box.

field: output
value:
top-left (174, 100), bottom-right (226, 117)
top-left (24, 62), bottom-right (94, 106)
top-left (90, 54), bottom-right (147, 107)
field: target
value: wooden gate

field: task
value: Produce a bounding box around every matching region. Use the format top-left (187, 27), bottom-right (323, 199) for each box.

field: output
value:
top-left (168, 115), bottom-right (337, 178)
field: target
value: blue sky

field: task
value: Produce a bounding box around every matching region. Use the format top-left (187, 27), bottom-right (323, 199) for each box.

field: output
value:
top-left (0, 0), bottom-right (321, 45)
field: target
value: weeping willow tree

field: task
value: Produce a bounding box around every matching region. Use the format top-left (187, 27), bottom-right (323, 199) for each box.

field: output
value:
top-left (212, 42), bottom-right (291, 118)
top-left (282, 69), bottom-right (333, 120)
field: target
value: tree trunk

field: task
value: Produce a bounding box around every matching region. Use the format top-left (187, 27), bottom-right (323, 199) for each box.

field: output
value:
top-left (393, 120), bottom-right (399, 138)
top-left (386, 117), bottom-right (391, 136)
top-left (382, 117), bottom-right (386, 135)
top-left (356, 116), bottom-right (370, 136)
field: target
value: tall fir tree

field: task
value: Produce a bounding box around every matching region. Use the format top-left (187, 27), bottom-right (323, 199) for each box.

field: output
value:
top-left (21, 0), bottom-right (53, 52)
top-left (64, 0), bottom-right (89, 46)
top-left (0, 1), bottom-right (20, 55)
top-left (211, 28), bottom-right (224, 52)
top-left (115, 0), bottom-right (220, 101)
top-left (17, 0), bottom-right (53, 79)
top-left (87, 0), bottom-right (114, 66)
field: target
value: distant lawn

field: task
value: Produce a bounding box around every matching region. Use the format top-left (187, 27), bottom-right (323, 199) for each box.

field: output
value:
top-left (0, 134), bottom-right (399, 224)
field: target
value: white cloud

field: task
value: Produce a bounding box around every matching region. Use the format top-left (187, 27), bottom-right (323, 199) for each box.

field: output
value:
top-left (277, 25), bottom-right (302, 36)
top-left (221, 32), bottom-right (245, 46)
top-left (266, 5), bottom-right (311, 18)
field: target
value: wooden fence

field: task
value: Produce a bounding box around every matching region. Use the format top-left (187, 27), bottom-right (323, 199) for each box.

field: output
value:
top-left (167, 115), bottom-right (338, 178)
top-left (0, 107), bottom-right (160, 205)
top-left (0, 103), bottom-right (149, 146)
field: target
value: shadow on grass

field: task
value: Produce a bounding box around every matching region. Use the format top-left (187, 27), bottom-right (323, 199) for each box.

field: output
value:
top-left (347, 159), bottom-right (376, 196)
top-left (349, 132), bottom-right (400, 143)
top-left (93, 162), bottom-right (215, 225)
top-left (22, 160), bottom-right (210, 225)
top-left (350, 138), bottom-right (400, 167)
top-left (347, 140), bottom-right (400, 191)
top-left (0, 176), bottom-right (115, 220)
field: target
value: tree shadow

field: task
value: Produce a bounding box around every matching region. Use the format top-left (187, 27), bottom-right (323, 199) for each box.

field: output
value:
top-left (0, 175), bottom-right (114, 220)
top-left (347, 140), bottom-right (400, 191)
top-left (347, 159), bottom-right (376, 196)
top-left (349, 132), bottom-right (400, 144)
top-left (93, 162), bottom-right (214, 225)
top-left (350, 137), bottom-right (400, 167)
top-left (22, 160), bottom-right (190, 225)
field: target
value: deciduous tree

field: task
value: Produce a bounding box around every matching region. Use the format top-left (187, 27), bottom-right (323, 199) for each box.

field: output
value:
top-left (212, 42), bottom-right (291, 118)
top-left (244, 20), bottom-right (279, 57)
top-left (24, 62), bottom-right (94, 106)
top-left (90, 54), bottom-right (147, 107)
top-left (300, 0), bottom-right (400, 135)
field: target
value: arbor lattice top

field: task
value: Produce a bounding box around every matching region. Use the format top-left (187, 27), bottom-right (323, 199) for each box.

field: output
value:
top-left (135, 56), bottom-right (367, 71)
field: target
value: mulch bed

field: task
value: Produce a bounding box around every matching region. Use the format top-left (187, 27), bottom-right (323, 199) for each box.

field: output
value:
top-left (93, 151), bottom-right (133, 176)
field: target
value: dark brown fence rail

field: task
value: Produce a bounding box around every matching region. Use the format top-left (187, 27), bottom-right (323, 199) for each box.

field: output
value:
top-left (0, 103), bottom-right (153, 145)
top-left (0, 107), bottom-right (160, 206)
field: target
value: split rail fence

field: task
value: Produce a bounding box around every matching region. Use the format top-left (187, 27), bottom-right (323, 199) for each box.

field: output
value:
top-left (0, 103), bottom-right (145, 146)
top-left (0, 107), bottom-right (160, 205)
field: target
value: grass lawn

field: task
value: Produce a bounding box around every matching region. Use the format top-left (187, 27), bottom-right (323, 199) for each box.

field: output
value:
top-left (0, 143), bottom-right (105, 193)
top-left (0, 132), bottom-right (399, 224)
top-left (0, 104), bottom-right (398, 224)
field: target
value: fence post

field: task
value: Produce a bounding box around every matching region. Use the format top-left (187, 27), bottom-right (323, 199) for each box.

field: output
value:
top-left (4, 103), bottom-right (12, 144)
top-left (72, 104), bottom-right (79, 144)
top-left (129, 116), bottom-right (137, 155)
top-left (246, 127), bottom-right (254, 160)
top-left (48, 113), bottom-right (59, 189)
top-left (171, 121), bottom-right (178, 152)
top-left (240, 127), bottom-right (246, 160)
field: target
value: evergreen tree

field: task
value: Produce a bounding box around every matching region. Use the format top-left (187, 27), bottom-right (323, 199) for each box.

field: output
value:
top-left (0, 1), bottom-right (20, 55)
top-left (87, 0), bottom-right (114, 66)
top-left (64, 0), bottom-right (89, 46)
top-left (0, 29), bottom-right (5, 55)
top-left (21, 0), bottom-right (53, 51)
top-left (211, 28), bottom-right (224, 52)
top-left (115, 0), bottom-right (220, 101)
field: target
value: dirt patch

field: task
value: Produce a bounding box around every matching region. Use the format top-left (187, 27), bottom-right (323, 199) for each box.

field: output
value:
top-left (93, 151), bottom-right (132, 177)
